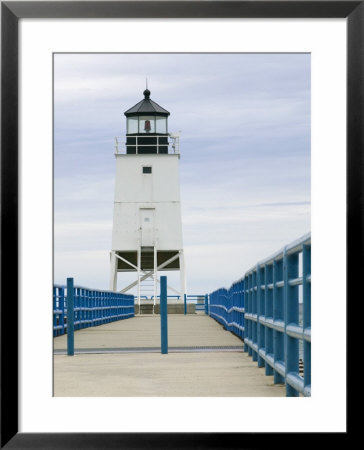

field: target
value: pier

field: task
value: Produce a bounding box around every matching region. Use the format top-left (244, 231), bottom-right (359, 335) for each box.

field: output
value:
top-left (53, 233), bottom-right (310, 398)
top-left (53, 314), bottom-right (285, 397)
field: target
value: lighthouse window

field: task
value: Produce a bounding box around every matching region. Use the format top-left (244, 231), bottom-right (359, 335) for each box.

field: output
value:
top-left (139, 116), bottom-right (155, 133)
top-left (156, 117), bottom-right (167, 133)
top-left (127, 117), bottom-right (138, 134)
top-left (143, 166), bottom-right (152, 174)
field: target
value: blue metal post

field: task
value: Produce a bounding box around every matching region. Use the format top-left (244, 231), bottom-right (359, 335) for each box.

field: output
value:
top-left (222, 290), bottom-right (226, 328)
top-left (232, 285), bottom-right (236, 333)
top-left (247, 274), bottom-right (252, 355)
top-left (204, 294), bottom-right (208, 315)
top-left (67, 277), bottom-right (74, 356)
top-left (91, 290), bottom-right (95, 326)
top-left (53, 287), bottom-right (57, 337)
top-left (60, 286), bottom-right (65, 336)
top-left (265, 263), bottom-right (274, 375)
top-left (78, 288), bottom-right (82, 329)
top-left (85, 288), bottom-right (89, 327)
top-left (256, 264), bottom-right (264, 367)
top-left (251, 270), bottom-right (257, 361)
top-left (243, 276), bottom-right (248, 351)
top-left (284, 248), bottom-right (299, 396)
top-left (273, 259), bottom-right (285, 384)
top-left (241, 280), bottom-right (245, 340)
top-left (160, 276), bottom-right (168, 354)
top-left (80, 287), bottom-right (85, 329)
top-left (303, 243), bottom-right (311, 393)
top-left (184, 293), bottom-right (187, 315)
top-left (228, 289), bottom-right (232, 331)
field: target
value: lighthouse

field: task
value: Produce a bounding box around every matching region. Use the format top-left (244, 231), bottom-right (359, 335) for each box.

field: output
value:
top-left (109, 88), bottom-right (185, 312)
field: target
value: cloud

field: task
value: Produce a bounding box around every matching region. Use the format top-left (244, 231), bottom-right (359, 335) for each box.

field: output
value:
top-left (53, 53), bottom-right (311, 293)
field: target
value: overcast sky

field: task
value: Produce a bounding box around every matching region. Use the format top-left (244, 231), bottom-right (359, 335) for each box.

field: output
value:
top-left (54, 53), bottom-right (310, 295)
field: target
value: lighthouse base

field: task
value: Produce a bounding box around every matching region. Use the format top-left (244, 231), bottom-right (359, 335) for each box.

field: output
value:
top-left (135, 300), bottom-right (195, 315)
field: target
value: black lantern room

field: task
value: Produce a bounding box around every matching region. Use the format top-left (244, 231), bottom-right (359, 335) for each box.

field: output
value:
top-left (124, 89), bottom-right (170, 154)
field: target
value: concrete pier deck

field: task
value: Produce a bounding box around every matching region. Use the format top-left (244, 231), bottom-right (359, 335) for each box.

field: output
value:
top-left (53, 315), bottom-right (285, 397)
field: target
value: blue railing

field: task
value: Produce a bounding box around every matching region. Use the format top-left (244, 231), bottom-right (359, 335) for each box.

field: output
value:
top-left (209, 233), bottom-right (311, 397)
top-left (136, 294), bottom-right (208, 314)
top-left (209, 282), bottom-right (245, 339)
top-left (53, 283), bottom-right (135, 337)
top-left (186, 294), bottom-right (207, 312)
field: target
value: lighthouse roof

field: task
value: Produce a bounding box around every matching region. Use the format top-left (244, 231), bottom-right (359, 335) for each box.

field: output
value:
top-left (124, 89), bottom-right (170, 116)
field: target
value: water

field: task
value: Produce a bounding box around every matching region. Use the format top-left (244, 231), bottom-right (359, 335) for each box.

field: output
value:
top-left (299, 340), bottom-right (303, 360)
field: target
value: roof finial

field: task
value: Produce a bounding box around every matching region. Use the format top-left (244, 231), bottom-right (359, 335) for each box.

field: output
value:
top-left (143, 79), bottom-right (151, 99)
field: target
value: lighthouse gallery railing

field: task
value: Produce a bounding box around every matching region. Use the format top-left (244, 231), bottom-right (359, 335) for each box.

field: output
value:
top-left (209, 233), bottom-right (311, 397)
top-left (114, 133), bottom-right (180, 154)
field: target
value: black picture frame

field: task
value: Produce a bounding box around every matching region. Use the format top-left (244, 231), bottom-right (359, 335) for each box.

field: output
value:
top-left (1, 1), bottom-right (357, 448)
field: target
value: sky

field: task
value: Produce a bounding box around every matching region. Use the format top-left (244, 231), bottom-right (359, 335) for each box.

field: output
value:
top-left (53, 53), bottom-right (310, 295)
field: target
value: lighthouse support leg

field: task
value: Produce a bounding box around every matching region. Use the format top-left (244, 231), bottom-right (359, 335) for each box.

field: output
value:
top-left (109, 251), bottom-right (117, 292)
top-left (120, 253), bottom-right (180, 293)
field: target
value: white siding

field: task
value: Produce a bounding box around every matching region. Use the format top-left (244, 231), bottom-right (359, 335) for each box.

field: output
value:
top-left (111, 154), bottom-right (183, 251)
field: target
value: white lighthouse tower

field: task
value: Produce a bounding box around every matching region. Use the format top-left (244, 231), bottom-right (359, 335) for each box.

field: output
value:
top-left (109, 88), bottom-right (185, 312)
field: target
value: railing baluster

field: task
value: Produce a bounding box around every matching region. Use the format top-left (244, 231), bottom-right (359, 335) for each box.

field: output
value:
top-left (303, 243), bottom-right (311, 395)
top-left (242, 281), bottom-right (244, 337)
top-left (247, 273), bottom-right (252, 356)
top-left (53, 282), bottom-right (134, 338)
top-left (53, 286), bottom-right (57, 337)
top-left (60, 286), bottom-right (65, 336)
top-left (265, 263), bottom-right (274, 376)
top-left (252, 270), bottom-right (257, 361)
top-left (273, 258), bottom-right (285, 384)
top-left (257, 264), bottom-right (264, 367)
top-left (284, 248), bottom-right (299, 396)
top-left (67, 278), bottom-right (74, 356)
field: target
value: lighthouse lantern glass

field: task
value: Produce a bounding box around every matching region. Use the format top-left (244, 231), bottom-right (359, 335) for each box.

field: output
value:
top-left (156, 117), bottom-right (167, 133)
top-left (127, 117), bottom-right (138, 134)
top-left (139, 116), bottom-right (155, 133)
